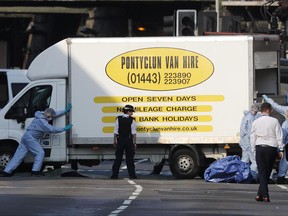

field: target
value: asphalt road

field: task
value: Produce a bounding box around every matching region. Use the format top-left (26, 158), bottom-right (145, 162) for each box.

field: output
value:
top-left (0, 160), bottom-right (288, 216)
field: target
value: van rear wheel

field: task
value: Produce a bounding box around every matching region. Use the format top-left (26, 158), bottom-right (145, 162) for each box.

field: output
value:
top-left (170, 149), bottom-right (199, 179)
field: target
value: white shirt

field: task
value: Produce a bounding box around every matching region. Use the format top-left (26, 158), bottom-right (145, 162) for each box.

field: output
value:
top-left (114, 114), bottom-right (136, 135)
top-left (250, 114), bottom-right (284, 153)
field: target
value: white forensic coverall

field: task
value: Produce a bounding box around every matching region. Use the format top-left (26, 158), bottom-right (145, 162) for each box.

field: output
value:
top-left (4, 110), bottom-right (67, 173)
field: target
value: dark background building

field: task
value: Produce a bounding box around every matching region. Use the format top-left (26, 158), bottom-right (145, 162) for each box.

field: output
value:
top-left (0, 0), bottom-right (287, 69)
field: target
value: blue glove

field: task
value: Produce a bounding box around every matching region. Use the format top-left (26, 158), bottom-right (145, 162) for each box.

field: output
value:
top-left (65, 103), bottom-right (72, 113)
top-left (262, 95), bottom-right (268, 100)
top-left (64, 124), bottom-right (73, 131)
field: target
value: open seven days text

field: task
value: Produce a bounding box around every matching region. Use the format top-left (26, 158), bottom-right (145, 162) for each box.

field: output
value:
top-left (122, 96), bottom-right (196, 102)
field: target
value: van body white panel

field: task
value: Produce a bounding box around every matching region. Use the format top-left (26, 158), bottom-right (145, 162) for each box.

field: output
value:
top-left (68, 36), bottom-right (253, 144)
top-left (27, 40), bottom-right (68, 81)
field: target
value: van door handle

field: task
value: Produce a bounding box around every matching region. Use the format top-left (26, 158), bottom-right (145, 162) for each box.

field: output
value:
top-left (21, 121), bottom-right (25, 129)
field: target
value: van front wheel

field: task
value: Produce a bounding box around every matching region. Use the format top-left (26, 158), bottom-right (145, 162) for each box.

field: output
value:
top-left (170, 149), bottom-right (199, 179)
top-left (0, 146), bottom-right (15, 170)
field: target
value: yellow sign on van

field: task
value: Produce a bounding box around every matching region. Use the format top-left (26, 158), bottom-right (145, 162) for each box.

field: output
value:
top-left (106, 47), bottom-right (214, 91)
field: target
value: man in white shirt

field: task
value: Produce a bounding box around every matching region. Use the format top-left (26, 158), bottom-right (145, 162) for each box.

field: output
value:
top-left (262, 94), bottom-right (288, 184)
top-left (250, 103), bottom-right (284, 202)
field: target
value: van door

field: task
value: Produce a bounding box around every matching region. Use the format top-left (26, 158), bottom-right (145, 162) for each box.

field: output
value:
top-left (4, 82), bottom-right (56, 163)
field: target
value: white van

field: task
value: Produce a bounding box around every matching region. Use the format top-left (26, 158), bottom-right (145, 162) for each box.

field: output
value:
top-left (0, 69), bottom-right (30, 110)
top-left (0, 36), bottom-right (282, 178)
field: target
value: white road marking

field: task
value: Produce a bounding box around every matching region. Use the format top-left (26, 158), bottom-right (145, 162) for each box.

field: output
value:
top-left (118, 206), bottom-right (128, 210)
top-left (108, 179), bottom-right (143, 216)
top-left (123, 200), bottom-right (132, 205)
top-left (277, 184), bottom-right (288, 190)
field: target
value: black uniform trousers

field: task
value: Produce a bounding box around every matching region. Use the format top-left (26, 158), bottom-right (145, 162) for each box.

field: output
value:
top-left (112, 136), bottom-right (136, 178)
top-left (255, 145), bottom-right (278, 197)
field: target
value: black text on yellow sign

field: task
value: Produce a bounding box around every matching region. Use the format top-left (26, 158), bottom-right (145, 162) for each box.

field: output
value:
top-left (103, 125), bottom-right (213, 133)
top-left (105, 47), bottom-right (214, 91)
top-left (102, 105), bottom-right (212, 113)
top-left (94, 95), bottom-right (224, 103)
top-left (102, 115), bottom-right (212, 123)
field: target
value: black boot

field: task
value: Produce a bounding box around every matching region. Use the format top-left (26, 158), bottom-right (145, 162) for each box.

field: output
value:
top-left (276, 176), bottom-right (287, 184)
top-left (31, 171), bottom-right (45, 176)
top-left (0, 170), bottom-right (14, 177)
top-left (110, 175), bottom-right (118, 179)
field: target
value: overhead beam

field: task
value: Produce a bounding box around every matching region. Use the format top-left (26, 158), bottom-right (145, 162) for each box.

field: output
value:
top-left (0, 6), bottom-right (89, 14)
top-left (0, 0), bottom-right (215, 8)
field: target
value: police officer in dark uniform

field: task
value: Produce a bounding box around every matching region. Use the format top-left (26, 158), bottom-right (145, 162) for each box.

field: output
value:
top-left (111, 104), bottom-right (137, 179)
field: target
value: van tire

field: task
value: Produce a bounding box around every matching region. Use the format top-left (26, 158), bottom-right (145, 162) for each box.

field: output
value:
top-left (170, 149), bottom-right (199, 179)
top-left (0, 145), bottom-right (15, 170)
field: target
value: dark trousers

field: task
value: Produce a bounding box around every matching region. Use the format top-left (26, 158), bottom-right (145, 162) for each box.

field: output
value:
top-left (256, 145), bottom-right (278, 197)
top-left (112, 137), bottom-right (136, 178)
